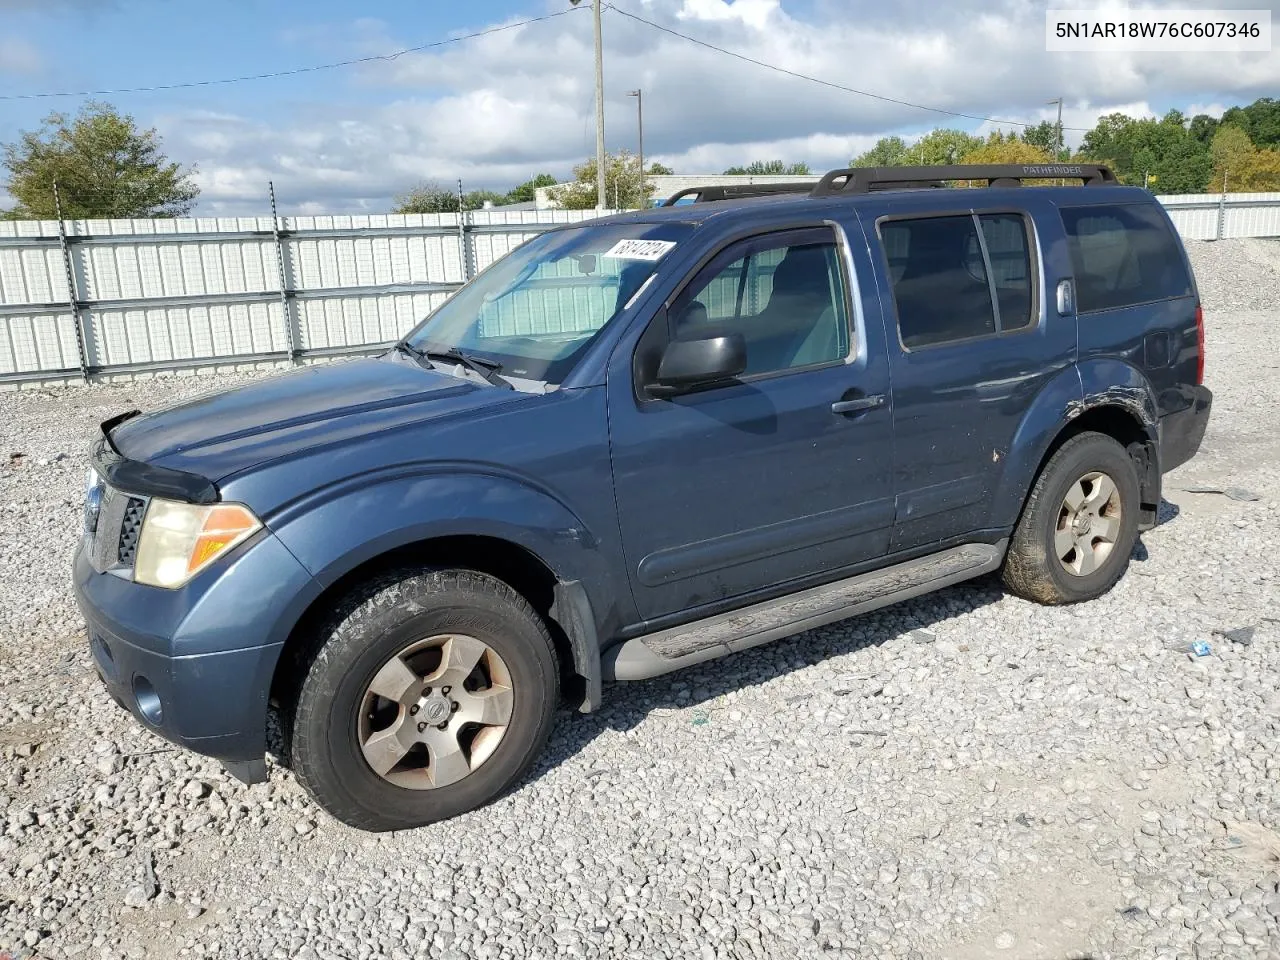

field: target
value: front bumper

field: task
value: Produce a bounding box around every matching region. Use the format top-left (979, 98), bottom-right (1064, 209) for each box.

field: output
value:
top-left (1159, 384), bottom-right (1213, 474)
top-left (73, 529), bottom-right (322, 770)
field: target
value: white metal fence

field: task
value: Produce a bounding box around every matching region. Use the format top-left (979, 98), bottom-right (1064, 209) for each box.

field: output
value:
top-left (1, 195), bottom-right (1276, 386)
top-left (1158, 191), bottom-right (1280, 241)
top-left (0, 209), bottom-right (621, 386)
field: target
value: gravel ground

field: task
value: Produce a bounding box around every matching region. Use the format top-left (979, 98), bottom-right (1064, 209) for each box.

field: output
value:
top-left (1, 239), bottom-right (1278, 960)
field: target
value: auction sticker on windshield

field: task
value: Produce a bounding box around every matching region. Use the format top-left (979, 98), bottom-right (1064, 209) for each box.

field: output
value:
top-left (601, 239), bottom-right (677, 261)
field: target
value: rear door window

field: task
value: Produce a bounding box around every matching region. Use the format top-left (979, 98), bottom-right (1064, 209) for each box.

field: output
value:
top-left (1060, 203), bottom-right (1192, 313)
top-left (880, 213), bottom-right (1037, 349)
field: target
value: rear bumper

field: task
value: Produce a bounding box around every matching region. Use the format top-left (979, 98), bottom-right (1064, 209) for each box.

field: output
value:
top-left (1159, 384), bottom-right (1212, 474)
top-left (73, 530), bottom-right (321, 767)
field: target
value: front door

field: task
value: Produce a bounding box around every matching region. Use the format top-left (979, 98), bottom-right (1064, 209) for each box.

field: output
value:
top-left (607, 223), bottom-right (896, 622)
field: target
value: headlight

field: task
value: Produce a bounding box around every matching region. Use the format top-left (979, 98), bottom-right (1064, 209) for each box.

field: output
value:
top-left (133, 499), bottom-right (262, 588)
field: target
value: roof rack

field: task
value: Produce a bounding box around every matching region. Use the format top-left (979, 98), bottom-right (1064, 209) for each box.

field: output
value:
top-left (659, 181), bottom-right (815, 206)
top-left (811, 163), bottom-right (1118, 196)
top-left (657, 164), bottom-right (1119, 206)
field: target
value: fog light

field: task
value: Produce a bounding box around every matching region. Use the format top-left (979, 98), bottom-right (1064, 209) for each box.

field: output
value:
top-left (133, 676), bottom-right (163, 725)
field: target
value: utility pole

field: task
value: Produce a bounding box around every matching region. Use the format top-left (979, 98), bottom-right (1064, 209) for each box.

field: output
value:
top-left (570, 0), bottom-right (607, 209)
top-left (1047, 97), bottom-right (1064, 160)
top-left (628, 89), bottom-right (644, 208)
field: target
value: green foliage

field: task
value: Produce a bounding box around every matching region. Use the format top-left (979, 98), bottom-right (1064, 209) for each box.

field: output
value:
top-left (2, 101), bottom-right (199, 219)
top-left (722, 160), bottom-right (811, 175)
top-left (1220, 97), bottom-right (1280, 149)
top-left (393, 182), bottom-right (463, 214)
top-left (1077, 110), bottom-right (1211, 194)
top-left (851, 136), bottom-right (910, 167)
top-left (647, 162), bottom-right (674, 176)
top-left (1021, 121), bottom-right (1068, 160)
top-left (550, 150), bottom-right (648, 210)
top-left (501, 173), bottom-right (557, 205)
top-left (1188, 114), bottom-right (1220, 145)
top-left (1209, 125), bottom-right (1280, 192)
top-left (392, 183), bottom-right (517, 214)
top-left (852, 129), bottom-right (981, 167)
top-left (913, 129), bottom-right (983, 165)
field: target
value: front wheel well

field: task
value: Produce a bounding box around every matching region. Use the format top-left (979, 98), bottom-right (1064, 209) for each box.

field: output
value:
top-left (270, 535), bottom-right (583, 710)
top-left (1031, 406), bottom-right (1160, 525)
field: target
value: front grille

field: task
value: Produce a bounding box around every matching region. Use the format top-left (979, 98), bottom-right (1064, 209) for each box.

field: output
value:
top-left (117, 497), bottom-right (146, 566)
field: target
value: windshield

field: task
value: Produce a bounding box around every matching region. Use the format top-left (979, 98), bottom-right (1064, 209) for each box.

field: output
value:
top-left (403, 222), bottom-right (691, 385)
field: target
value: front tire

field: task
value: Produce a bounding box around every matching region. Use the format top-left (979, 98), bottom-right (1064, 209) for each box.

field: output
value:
top-left (289, 569), bottom-right (559, 831)
top-left (1002, 432), bottom-right (1141, 605)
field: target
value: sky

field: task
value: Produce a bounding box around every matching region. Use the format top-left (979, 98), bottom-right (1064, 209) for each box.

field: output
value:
top-left (1, 0), bottom-right (1277, 215)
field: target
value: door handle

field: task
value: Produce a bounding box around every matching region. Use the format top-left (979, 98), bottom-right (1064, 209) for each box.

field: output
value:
top-left (831, 394), bottom-right (886, 415)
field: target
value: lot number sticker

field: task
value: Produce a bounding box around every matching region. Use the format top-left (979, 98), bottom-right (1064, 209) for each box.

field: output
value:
top-left (601, 239), bottom-right (676, 261)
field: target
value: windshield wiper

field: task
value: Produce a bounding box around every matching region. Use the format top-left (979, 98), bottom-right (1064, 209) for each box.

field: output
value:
top-left (420, 347), bottom-right (514, 390)
top-left (393, 341), bottom-right (431, 367)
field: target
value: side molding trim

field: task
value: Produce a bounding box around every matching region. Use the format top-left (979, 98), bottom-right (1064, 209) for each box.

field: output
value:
top-left (603, 541), bottom-right (1006, 682)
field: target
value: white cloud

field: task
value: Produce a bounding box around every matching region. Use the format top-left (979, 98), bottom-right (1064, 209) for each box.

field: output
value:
top-left (156, 0), bottom-right (1279, 214)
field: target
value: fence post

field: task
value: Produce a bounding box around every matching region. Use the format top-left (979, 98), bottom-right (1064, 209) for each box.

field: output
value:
top-left (52, 183), bottom-right (90, 380)
top-left (269, 181), bottom-right (299, 362)
top-left (1216, 171), bottom-right (1228, 241)
top-left (456, 179), bottom-right (472, 284)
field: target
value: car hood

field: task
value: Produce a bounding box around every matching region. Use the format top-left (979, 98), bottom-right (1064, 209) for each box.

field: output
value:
top-left (109, 354), bottom-right (524, 483)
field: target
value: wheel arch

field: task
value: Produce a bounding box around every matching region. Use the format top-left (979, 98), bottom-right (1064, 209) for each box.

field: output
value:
top-left (269, 533), bottom-right (601, 721)
top-left (994, 361), bottom-right (1162, 533)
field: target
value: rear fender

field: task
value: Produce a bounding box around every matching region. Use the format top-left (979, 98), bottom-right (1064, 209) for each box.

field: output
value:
top-left (991, 360), bottom-right (1160, 531)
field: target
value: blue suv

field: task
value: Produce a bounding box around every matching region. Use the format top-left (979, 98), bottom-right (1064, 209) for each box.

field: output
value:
top-left (74, 164), bottom-right (1212, 830)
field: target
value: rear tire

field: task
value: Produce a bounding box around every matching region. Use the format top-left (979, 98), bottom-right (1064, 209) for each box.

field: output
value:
top-left (1002, 432), bottom-right (1140, 605)
top-left (289, 569), bottom-right (559, 832)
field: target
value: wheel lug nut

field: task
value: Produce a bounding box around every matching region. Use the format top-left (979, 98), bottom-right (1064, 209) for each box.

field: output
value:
top-left (409, 705), bottom-right (418, 715)
top-left (450, 702), bottom-right (459, 712)
top-left (417, 722), bottom-right (427, 733)
top-left (442, 686), bottom-right (451, 695)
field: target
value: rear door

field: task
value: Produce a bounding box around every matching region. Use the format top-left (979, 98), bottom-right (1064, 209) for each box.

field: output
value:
top-left (859, 195), bottom-right (1077, 550)
top-left (606, 219), bottom-right (896, 622)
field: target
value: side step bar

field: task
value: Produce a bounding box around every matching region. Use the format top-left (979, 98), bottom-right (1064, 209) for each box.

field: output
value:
top-left (603, 542), bottom-right (1005, 682)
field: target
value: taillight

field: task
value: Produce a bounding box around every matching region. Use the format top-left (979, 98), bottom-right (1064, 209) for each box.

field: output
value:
top-left (1195, 304), bottom-right (1205, 385)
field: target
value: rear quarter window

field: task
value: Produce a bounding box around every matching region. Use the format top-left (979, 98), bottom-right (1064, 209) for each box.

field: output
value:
top-left (1060, 202), bottom-right (1192, 313)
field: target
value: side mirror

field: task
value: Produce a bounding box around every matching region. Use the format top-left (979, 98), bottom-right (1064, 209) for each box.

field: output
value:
top-left (648, 333), bottom-right (747, 397)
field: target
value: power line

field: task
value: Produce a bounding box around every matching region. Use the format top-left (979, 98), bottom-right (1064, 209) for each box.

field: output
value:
top-left (606, 3), bottom-right (1090, 133)
top-left (0, 8), bottom-right (584, 102)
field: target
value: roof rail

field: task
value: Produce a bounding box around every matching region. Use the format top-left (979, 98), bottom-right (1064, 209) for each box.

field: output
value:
top-left (811, 164), bottom-right (1118, 197)
top-left (659, 181), bottom-right (815, 206)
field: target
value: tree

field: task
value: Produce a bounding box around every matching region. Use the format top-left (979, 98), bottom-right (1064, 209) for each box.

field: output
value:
top-left (722, 160), bottom-right (810, 175)
top-left (393, 181), bottom-right (462, 214)
top-left (550, 150), bottom-right (647, 209)
top-left (463, 189), bottom-right (506, 210)
top-left (851, 136), bottom-right (910, 167)
top-left (1078, 110), bottom-right (1211, 194)
top-left (959, 132), bottom-right (1053, 167)
top-left (1208, 125), bottom-right (1280, 192)
top-left (1220, 97), bottom-right (1280, 149)
top-left (2, 101), bottom-right (199, 219)
top-left (853, 129), bottom-right (982, 167)
top-left (1022, 121), bottom-right (1067, 160)
top-left (392, 183), bottom-right (513, 213)
top-left (1188, 113), bottom-right (1220, 145)
top-left (502, 173), bottom-right (557, 205)
top-left (647, 162), bottom-right (674, 176)
top-left (913, 129), bottom-right (984, 165)
top-left (952, 133), bottom-right (1055, 185)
